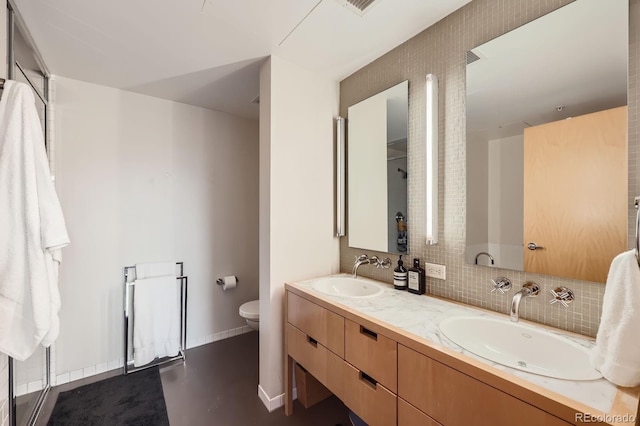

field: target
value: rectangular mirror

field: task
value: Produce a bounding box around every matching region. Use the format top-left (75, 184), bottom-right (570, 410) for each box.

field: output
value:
top-left (465, 0), bottom-right (628, 283)
top-left (348, 80), bottom-right (409, 254)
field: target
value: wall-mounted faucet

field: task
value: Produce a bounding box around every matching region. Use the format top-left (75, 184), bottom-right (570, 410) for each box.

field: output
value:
top-left (475, 252), bottom-right (494, 265)
top-left (510, 282), bottom-right (540, 322)
top-left (352, 254), bottom-right (371, 278)
top-left (352, 254), bottom-right (391, 278)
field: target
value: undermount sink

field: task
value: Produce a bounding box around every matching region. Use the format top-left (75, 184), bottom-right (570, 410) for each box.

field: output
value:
top-left (439, 316), bottom-right (602, 381)
top-left (310, 276), bottom-right (384, 298)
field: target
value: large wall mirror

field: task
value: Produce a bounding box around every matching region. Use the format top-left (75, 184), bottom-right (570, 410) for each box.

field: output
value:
top-left (465, 0), bottom-right (628, 283)
top-left (348, 80), bottom-right (409, 254)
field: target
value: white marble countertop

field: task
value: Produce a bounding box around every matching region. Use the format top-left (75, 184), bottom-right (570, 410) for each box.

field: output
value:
top-left (293, 274), bottom-right (618, 414)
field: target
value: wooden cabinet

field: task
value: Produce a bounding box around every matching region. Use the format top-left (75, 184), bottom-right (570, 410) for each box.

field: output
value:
top-left (342, 362), bottom-right (397, 426)
top-left (398, 398), bottom-right (442, 426)
top-left (345, 319), bottom-right (397, 392)
top-left (284, 287), bottom-right (603, 425)
top-left (285, 291), bottom-right (398, 423)
top-left (397, 345), bottom-right (572, 426)
top-left (287, 292), bottom-right (344, 356)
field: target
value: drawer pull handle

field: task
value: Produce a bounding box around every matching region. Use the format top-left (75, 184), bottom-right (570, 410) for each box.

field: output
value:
top-left (359, 372), bottom-right (378, 389)
top-left (360, 326), bottom-right (378, 340)
top-left (307, 336), bottom-right (318, 347)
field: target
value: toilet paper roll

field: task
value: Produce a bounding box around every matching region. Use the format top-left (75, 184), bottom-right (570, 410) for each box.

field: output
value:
top-left (222, 275), bottom-right (237, 291)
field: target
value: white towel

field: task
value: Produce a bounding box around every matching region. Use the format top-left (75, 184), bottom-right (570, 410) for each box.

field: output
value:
top-left (590, 250), bottom-right (640, 387)
top-left (0, 81), bottom-right (70, 360)
top-left (133, 275), bottom-right (181, 367)
top-left (135, 261), bottom-right (176, 279)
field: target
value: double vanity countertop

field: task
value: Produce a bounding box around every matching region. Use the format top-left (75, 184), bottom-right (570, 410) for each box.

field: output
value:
top-left (286, 274), bottom-right (640, 425)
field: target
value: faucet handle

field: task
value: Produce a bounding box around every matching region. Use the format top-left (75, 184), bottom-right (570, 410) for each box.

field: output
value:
top-left (549, 287), bottom-right (574, 308)
top-left (490, 277), bottom-right (512, 294)
top-left (379, 258), bottom-right (392, 269)
top-left (370, 256), bottom-right (392, 269)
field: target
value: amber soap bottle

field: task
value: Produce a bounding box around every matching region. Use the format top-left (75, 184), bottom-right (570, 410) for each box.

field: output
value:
top-left (407, 258), bottom-right (425, 295)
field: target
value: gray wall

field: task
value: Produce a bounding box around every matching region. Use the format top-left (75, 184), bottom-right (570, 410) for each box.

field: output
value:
top-left (340, 0), bottom-right (640, 337)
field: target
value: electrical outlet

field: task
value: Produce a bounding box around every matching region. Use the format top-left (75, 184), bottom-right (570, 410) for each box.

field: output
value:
top-left (425, 262), bottom-right (446, 280)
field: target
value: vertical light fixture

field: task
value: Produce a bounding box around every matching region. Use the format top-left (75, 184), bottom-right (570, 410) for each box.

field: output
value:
top-left (425, 74), bottom-right (438, 245)
top-left (336, 116), bottom-right (346, 237)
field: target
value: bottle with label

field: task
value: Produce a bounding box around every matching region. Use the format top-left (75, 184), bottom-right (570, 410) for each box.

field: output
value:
top-left (408, 258), bottom-right (425, 295)
top-left (393, 256), bottom-right (408, 290)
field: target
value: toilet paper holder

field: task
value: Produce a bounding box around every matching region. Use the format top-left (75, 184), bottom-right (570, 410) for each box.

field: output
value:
top-left (216, 276), bottom-right (239, 285)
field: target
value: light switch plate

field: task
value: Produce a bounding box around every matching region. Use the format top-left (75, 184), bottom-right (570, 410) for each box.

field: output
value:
top-left (425, 262), bottom-right (446, 280)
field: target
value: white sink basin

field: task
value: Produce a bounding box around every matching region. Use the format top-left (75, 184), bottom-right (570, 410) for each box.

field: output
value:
top-left (310, 276), bottom-right (384, 298)
top-left (439, 316), bottom-right (602, 381)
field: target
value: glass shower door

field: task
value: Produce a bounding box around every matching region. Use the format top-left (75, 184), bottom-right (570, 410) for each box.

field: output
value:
top-left (8, 7), bottom-right (52, 425)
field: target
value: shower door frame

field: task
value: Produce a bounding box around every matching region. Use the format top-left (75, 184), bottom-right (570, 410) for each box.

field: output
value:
top-left (7, 1), bottom-right (53, 425)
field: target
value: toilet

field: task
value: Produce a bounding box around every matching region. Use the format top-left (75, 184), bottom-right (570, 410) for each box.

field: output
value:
top-left (239, 300), bottom-right (259, 330)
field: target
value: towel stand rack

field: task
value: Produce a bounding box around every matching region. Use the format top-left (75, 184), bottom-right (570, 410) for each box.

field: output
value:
top-left (123, 262), bottom-right (188, 374)
top-left (635, 197), bottom-right (640, 267)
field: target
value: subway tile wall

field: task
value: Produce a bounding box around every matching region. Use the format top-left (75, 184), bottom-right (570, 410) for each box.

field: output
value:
top-left (340, 0), bottom-right (639, 337)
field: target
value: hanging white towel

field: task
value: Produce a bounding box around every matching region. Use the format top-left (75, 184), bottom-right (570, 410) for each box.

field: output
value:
top-left (135, 261), bottom-right (176, 279)
top-left (0, 80), bottom-right (70, 360)
top-left (590, 250), bottom-right (640, 387)
top-left (133, 275), bottom-right (181, 367)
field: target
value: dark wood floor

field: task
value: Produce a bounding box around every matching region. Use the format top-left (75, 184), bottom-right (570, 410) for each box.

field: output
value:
top-left (37, 332), bottom-right (351, 425)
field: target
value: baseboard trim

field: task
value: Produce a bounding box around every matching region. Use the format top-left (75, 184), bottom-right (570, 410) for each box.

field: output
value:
top-left (257, 384), bottom-right (284, 412)
top-left (53, 326), bottom-right (253, 387)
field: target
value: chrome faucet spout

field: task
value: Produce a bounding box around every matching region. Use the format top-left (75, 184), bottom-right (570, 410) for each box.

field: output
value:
top-left (475, 251), bottom-right (495, 265)
top-left (352, 254), bottom-right (370, 278)
top-left (510, 282), bottom-right (540, 322)
top-left (510, 291), bottom-right (526, 322)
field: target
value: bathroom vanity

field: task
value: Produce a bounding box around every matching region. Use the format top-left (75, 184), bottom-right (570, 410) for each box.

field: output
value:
top-left (283, 276), bottom-right (640, 426)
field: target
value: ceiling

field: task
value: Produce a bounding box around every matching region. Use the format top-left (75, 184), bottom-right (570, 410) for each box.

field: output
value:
top-left (13, 0), bottom-right (471, 119)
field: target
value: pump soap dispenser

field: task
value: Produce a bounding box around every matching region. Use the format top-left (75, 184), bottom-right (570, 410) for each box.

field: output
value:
top-left (393, 256), bottom-right (408, 290)
top-left (408, 258), bottom-right (425, 295)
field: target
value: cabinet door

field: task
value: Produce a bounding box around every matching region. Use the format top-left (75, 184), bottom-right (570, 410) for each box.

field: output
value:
top-left (287, 292), bottom-right (344, 356)
top-left (287, 323), bottom-right (345, 400)
top-left (398, 398), bottom-right (442, 426)
top-left (342, 362), bottom-right (397, 426)
top-left (398, 345), bottom-right (572, 426)
top-left (287, 324), bottom-right (329, 383)
top-left (345, 319), bottom-right (397, 392)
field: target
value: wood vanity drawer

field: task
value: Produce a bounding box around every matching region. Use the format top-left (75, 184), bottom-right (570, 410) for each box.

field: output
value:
top-left (286, 324), bottom-right (344, 398)
top-left (345, 319), bottom-right (397, 392)
top-left (287, 292), bottom-right (344, 356)
top-left (397, 345), bottom-right (572, 426)
top-left (398, 398), bottom-right (442, 426)
top-left (342, 361), bottom-right (397, 426)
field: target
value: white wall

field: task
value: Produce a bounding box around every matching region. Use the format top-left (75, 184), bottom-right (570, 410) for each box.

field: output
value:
top-left (465, 133), bottom-right (489, 246)
top-left (54, 76), bottom-right (259, 378)
top-left (258, 56), bottom-right (340, 410)
top-left (487, 134), bottom-right (523, 246)
top-left (348, 93), bottom-right (388, 251)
